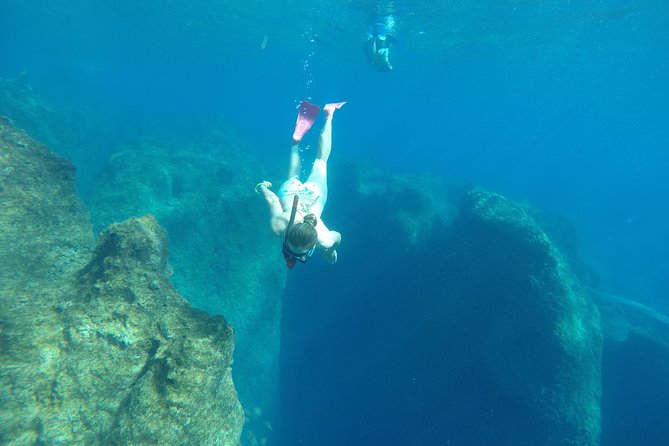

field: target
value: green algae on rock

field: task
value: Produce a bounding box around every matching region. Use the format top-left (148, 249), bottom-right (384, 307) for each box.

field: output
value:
top-left (451, 186), bottom-right (603, 446)
top-left (85, 142), bottom-right (286, 419)
top-left (312, 172), bottom-right (603, 446)
top-left (70, 215), bottom-right (244, 445)
top-left (0, 115), bottom-right (93, 282)
top-left (0, 118), bottom-right (244, 445)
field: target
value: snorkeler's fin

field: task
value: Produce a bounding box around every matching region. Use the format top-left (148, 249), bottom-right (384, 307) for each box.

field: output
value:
top-left (293, 100), bottom-right (321, 142)
top-left (323, 101), bottom-right (347, 115)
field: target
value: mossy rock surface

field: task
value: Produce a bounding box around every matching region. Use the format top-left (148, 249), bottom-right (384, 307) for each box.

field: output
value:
top-left (309, 172), bottom-right (603, 446)
top-left (0, 119), bottom-right (244, 445)
top-left (452, 187), bottom-right (603, 446)
top-left (85, 140), bottom-right (285, 418)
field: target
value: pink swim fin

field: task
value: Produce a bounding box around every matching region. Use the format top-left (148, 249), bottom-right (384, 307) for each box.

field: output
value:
top-left (293, 100), bottom-right (321, 142)
top-left (323, 101), bottom-right (347, 115)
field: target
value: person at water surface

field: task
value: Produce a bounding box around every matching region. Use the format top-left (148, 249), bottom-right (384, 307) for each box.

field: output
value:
top-left (256, 100), bottom-right (344, 268)
top-left (363, 7), bottom-right (396, 71)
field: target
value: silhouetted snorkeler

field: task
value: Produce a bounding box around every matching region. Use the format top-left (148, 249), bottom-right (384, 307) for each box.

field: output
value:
top-left (363, 14), bottom-right (396, 72)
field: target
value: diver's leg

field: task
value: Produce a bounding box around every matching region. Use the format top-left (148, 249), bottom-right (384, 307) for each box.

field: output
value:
top-left (307, 109), bottom-right (333, 196)
top-left (315, 102), bottom-right (345, 164)
top-left (287, 142), bottom-right (301, 179)
top-left (306, 122), bottom-right (330, 207)
top-left (315, 112), bottom-right (333, 164)
top-left (307, 104), bottom-right (343, 204)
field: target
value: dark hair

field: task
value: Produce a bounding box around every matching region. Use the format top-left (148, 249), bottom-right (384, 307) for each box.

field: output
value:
top-left (287, 214), bottom-right (318, 250)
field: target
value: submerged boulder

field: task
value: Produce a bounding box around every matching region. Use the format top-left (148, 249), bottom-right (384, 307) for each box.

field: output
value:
top-left (0, 119), bottom-right (244, 445)
top-left (386, 183), bottom-right (603, 445)
top-left (0, 116), bottom-right (92, 282)
top-left (445, 187), bottom-right (603, 445)
top-left (85, 140), bottom-right (285, 421)
top-left (282, 167), bottom-right (602, 446)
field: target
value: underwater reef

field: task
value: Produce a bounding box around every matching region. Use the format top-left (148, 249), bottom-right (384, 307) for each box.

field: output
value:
top-left (83, 139), bottom-right (285, 429)
top-left (282, 164), bottom-right (669, 446)
top-left (444, 186), bottom-right (603, 445)
top-left (298, 164), bottom-right (604, 445)
top-left (0, 118), bottom-right (244, 444)
top-left (2, 84), bottom-right (668, 445)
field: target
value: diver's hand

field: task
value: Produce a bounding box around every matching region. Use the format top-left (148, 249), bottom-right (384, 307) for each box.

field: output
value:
top-left (324, 248), bottom-right (338, 264)
top-left (255, 180), bottom-right (272, 194)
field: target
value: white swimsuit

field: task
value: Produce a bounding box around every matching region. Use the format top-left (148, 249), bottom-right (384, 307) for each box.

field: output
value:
top-left (278, 179), bottom-right (325, 217)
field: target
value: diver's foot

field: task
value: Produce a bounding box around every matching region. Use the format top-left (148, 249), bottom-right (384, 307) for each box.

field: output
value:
top-left (323, 101), bottom-right (347, 117)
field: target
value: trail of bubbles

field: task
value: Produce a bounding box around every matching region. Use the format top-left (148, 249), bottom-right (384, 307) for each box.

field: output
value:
top-left (297, 15), bottom-right (318, 161)
top-left (300, 21), bottom-right (317, 102)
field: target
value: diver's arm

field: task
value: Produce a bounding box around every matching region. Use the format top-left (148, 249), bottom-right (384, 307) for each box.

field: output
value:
top-left (256, 182), bottom-right (282, 215)
top-left (323, 230), bottom-right (341, 250)
top-left (322, 231), bottom-right (341, 264)
top-left (256, 181), bottom-right (287, 234)
top-left (314, 219), bottom-right (340, 249)
top-left (316, 221), bottom-right (341, 264)
top-left (270, 212), bottom-right (290, 235)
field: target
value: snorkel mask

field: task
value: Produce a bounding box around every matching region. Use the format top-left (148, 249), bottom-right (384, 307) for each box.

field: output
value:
top-left (282, 195), bottom-right (315, 268)
top-left (282, 243), bottom-right (316, 268)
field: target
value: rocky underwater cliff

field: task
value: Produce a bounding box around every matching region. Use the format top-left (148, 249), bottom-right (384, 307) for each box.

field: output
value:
top-left (0, 118), bottom-right (244, 444)
top-left (1, 76), bottom-right (283, 444)
top-left (1, 79), bottom-right (668, 446)
top-left (281, 163), bottom-right (669, 446)
top-left (83, 138), bottom-right (286, 442)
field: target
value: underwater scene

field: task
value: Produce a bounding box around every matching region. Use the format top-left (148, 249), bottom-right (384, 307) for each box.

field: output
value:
top-left (1, 0), bottom-right (668, 445)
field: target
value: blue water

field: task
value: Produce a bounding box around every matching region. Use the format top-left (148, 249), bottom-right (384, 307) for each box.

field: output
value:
top-left (2, 1), bottom-right (668, 444)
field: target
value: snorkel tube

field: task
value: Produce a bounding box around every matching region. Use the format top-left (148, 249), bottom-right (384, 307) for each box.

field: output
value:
top-left (282, 195), bottom-right (299, 268)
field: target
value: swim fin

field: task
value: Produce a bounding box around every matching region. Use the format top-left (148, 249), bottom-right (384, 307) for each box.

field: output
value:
top-left (323, 101), bottom-right (347, 115)
top-left (293, 100), bottom-right (321, 142)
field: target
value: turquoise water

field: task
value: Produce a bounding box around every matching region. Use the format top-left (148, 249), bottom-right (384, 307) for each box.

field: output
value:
top-left (2, 1), bottom-right (668, 445)
top-left (3, 1), bottom-right (666, 309)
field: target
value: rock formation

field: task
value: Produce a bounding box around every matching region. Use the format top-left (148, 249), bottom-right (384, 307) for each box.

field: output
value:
top-left (0, 118), bottom-right (244, 445)
top-left (445, 186), bottom-right (603, 445)
top-left (84, 140), bottom-right (285, 424)
top-left (281, 165), bottom-right (602, 446)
